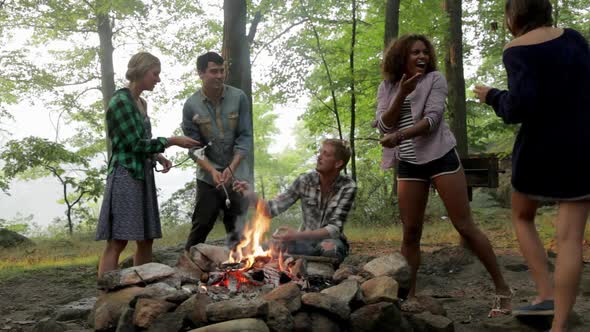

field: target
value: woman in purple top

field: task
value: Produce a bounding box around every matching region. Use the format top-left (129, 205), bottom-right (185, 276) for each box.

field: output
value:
top-left (474, 0), bottom-right (590, 329)
top-left (376, 34), bottom-right (511, 317)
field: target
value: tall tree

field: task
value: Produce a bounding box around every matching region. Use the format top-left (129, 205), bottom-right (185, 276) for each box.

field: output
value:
top-left (444, 0), bottom-right (468, 157)
top-left (384, 0), bottom-right (401, 47)
top-left (348, 0), bottom-right (358, 181)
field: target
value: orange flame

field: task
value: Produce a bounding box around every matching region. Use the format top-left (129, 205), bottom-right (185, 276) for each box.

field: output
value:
top-left (228, 200), bottom-right (272, 269)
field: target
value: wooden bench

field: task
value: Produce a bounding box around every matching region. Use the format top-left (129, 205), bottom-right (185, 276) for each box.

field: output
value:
top-left (461, 155), bottom-right (500, 201)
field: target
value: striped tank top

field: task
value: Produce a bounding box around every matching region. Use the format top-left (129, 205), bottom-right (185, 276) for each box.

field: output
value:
top-left (398, 98), bottom-right (417, 162)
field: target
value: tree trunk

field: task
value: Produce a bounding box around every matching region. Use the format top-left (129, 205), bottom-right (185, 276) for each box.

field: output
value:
top-left (384, 0), bottom-right (401, 47)
top-left (97, 11), bottom-right (115, 161)
top-left (384, 0), bottom-right (401, 197)
top-left (222, 0), bottom-right (254, 184)
top-left (349, 0), bottom-right (357, 181)
top-left (444, 0), bottom-right (468, 158)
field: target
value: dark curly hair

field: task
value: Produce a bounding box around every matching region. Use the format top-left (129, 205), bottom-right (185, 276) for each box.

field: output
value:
top-left (381, 34), bottom-right (437, 83)
top-left (505, 0), bottom-right (553, 37)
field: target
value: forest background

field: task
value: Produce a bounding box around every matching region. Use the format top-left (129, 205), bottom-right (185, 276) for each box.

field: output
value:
top-left (0, 0), bottom-right (589, 241)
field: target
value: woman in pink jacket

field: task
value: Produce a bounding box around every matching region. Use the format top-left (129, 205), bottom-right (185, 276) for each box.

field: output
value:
top-left (375, 34), bottom-right (511, 317)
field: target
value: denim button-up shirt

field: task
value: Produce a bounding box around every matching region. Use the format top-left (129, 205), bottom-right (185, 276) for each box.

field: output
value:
top-left (182, 85), bottom-right (253, 185)
top-left (375, 71), bottom-right (456, 168)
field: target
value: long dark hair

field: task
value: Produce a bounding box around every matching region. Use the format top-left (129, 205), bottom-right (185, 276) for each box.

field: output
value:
top-left (505, 0), bottom-right (553, 37)
top-left (382, 34), bottom-right (437, 83)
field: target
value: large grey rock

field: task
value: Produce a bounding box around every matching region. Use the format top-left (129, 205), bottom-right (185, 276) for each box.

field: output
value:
top-left (321, 279), bottom-right (362, 305)
top-left (90, 286), bottom-right (146, 330)
top-left (145, 311), bottom-right (185, 332)
top-left (293, 312), bottom-right (312, 331)
top-left (311, 312), bottom-right (341, 332)
top-left (301, 292), bottom-right (350, 320)
top-left (31, 318), bottom-right (67, 332)
top-left (189, 318), bottom-right (270, 332)
top-left (0, 228), bottom-right (34, 248)
top-left (206, 297), bottom-right (268, 322)
top-left (175, 293), bottom-right (211, 327)
top-left (133, 298), bottom-right (176, 328)
top-left (363, 253), bottom-right (410, 291)
top-left (262, 282), bottom-right (302, 313)
top-left (98, 263), bottom-right (175, 290)
top-left (361, 276), bottom-right (398, 304)
top-left (306, 262), bottom-right (335, 279)
top-left (350, 302), bottom-right (404, 332)
top-left (54, 297), bottom-right (97, 321)
top-left (332, 265), bottom-right (358, 283)
top-left (114, 307), bottom-right (135, 332)
top-left (189, 244), bottom-right (230, 272)
top-left (265, 301), bottom-right (294, 332)
top-left (407, 312), bottom-right (454, 332)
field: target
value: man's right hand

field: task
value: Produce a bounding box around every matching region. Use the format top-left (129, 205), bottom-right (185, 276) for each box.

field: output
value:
top-left (211, 169), bottom-right (224, 186)
top-left (167, 136), bottom-right (201, 149)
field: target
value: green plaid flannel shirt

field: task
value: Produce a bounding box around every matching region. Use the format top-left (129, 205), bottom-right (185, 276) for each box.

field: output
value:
top-left (106, 88), bottom-right (167, 180)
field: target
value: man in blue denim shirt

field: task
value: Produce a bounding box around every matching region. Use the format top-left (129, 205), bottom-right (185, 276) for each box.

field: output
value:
top-left (182, 52), bottom-right (253, 251)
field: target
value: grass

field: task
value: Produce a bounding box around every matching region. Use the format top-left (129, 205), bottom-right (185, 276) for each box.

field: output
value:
top-left (2, 193), bottom-right (588, 281)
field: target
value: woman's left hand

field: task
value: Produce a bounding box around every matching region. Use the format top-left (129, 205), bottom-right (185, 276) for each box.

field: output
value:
top-left (156, 154), bottom-right (172, 173)
top-left (379, 132), bottom-right (401, 148)
top-left (473, 85), bottom-right (492, 103)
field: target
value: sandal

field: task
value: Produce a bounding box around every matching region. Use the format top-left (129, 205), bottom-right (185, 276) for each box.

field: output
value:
top-left (488, 291), bottom-right (513, 318)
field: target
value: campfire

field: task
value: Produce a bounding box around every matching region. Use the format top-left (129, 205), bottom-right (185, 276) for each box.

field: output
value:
top-left (198, 201), bottom-right (307, 294)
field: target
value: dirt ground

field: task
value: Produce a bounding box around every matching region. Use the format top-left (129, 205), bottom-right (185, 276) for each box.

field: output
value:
top-left (1, 242), bottom-right (589, 331)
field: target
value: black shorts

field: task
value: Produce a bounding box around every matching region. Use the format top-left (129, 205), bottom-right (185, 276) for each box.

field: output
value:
top-left (397, 149), bottom-right (461, 182)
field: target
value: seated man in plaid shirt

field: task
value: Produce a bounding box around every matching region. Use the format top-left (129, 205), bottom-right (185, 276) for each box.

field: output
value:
top-left (237, 139), bottom-right (357, 262)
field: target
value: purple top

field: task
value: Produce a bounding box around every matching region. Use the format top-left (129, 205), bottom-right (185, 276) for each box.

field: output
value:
top-left (375, 71), bottom-right (456, 168)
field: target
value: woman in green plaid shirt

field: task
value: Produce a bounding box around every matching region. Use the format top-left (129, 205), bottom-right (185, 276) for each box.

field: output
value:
top-left (96, 52), bottom-right (200, 278)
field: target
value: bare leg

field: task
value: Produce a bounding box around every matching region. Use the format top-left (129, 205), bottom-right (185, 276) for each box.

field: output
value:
top-left (551, 201), bottom-right (590, 332)
top-left (134, 239), bottom-right (154, 266)
top-left (511, 192), bottom-right (554, 304)
top-left (98, 240), bottom-right (128, 278)
top-left (433, 170), bottom-right (511, 300)
top-left (398, 180), bottom-right (430, 298)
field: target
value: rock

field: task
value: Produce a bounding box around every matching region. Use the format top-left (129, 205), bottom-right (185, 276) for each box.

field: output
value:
top-left (143, 282), bottom-right (179, 299)
top-left (54, 297), bottom-right (97, 321)
top-left (349, 302), bottom-right (404, 332)
top-left (91, 286), bottom-right (145, 330)
top-left (133, 298), bottom-right (176, 328)
top-left (504, 263), bottom-right (528, 272)
top-left (310, 312), bottom-right (341, 332)
top-left (342, 254), bottom-right (376, 267)
top-left (262, 282), bottom-right (302, 313)
top-left (301, 292), bottom-right (350, 320)
top-left (265, 301), bottom-right (294, 332)
top-left (114, 307), bottom-right (135, 332)
top-left (361, 276), bottom-right (398, 304)
top-left (306, 262), bottom-right (335, 279)
top-left (175, 252), bottom-right (204, 283)
top-left (31, 318), bottom-right (67, 332)
top-left (321, 279), bottom-right (362, 305)
top-left (0, 228), bottom-right (34, 248)
top-left (293, 312), bottom-right (311, 331)
top-left (363, 253), bottom-right (410, 291)
top-left (189, 244), bottom-right (230, 272)
top-left (145, 311), bottom-right (185, 332)
top-left (189, 318), bottom-right (270, 332)
top-left (98, 263), bottom-right (175, 290)
top-left (406, 311), bottom-right (454, 332)
top-left (206, 297), bottom-right (268, 322)
top-left (175, 293), bottom-right (211, 327)
top-left (120, 245), bottom-right (183, 268)
top-left (332, 265), bottom-right (358, 283)
top-left (415, 296), bottom-right (446, 316)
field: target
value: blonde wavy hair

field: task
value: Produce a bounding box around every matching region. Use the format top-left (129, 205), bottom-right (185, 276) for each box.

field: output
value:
top-left (125, 52), bottom-right (160, 82)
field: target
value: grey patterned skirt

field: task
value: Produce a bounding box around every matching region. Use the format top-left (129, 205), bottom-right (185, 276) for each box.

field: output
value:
top-left (95, 160), bottom-right (162, 241)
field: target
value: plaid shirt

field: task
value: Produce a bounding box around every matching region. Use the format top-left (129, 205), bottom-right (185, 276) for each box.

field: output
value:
top-left (106, 88), bottom-right (167, 180)
top-left (267, 171), bottom-right (357, 239)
